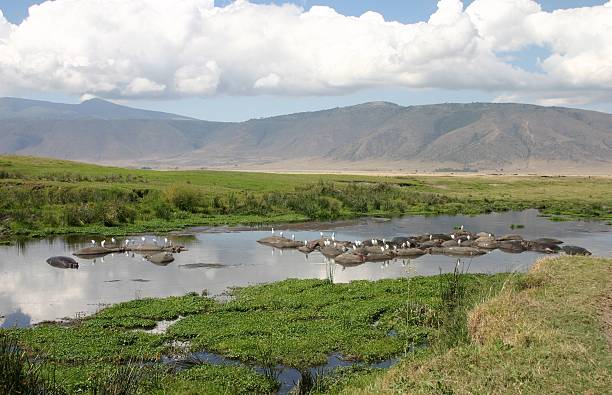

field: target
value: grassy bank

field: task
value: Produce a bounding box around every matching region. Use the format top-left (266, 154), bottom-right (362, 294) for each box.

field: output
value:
top-left (1, 271), bottom-right (509, 394)
top-left (0, 155), bottom-right (611, 240)
top-left (343, 256), bottom-right (612, 394)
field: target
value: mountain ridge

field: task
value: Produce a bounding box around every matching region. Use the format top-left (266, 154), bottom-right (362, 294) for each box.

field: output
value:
top-left (0, 97), bottom-right (611, 174)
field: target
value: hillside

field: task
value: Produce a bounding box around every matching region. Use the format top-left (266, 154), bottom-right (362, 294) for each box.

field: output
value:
top-left (1, 98), bottom-right (611, 174)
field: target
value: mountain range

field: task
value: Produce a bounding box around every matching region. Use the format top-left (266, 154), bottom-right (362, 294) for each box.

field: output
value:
top-left (1, 97), bottom-right (611, 174)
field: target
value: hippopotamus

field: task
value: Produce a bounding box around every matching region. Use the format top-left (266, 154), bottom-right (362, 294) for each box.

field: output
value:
top-left (442, 247), bottom-right (487, 257)
top-left (145, 252), bottom-right (175, 265)
top-left (498, 240), bottom-right (526, 253)
top-left (523, 241), bottom-right (561, 254)
top-left (441, 240), bottom-right (459, 247)
top-left (334, 252), bottom-right (365, 266)
top-left (561, 246), bottom-right (592, 256)
top-left (364, 250), bottom-right (395, 262)
top-left (533, 238), bottom-right (564, 245)
top-left (474, 238), bottom-right (499, 249)
top-left (257, 236), bottom-right (302, 249)
top-left (298, 245), bottom-right (315, 254)
top-left (497, 234), bottom-right (524, 242)
top-left (129, 243), bottom-right (165, 252)
top-left (476, 232), bottom-right (494, 238)
top-left (47, 256), bottom-right (79, 269)
top-left (320, 245), bottom-right (344, 258)
top-left (394, 248), bottom-right (427, 257)
top-left (73, 246), bottom-right (114, 257)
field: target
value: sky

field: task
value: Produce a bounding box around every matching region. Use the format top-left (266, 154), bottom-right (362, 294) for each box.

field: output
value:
top-left (0, 0), bottom-right (611, 121)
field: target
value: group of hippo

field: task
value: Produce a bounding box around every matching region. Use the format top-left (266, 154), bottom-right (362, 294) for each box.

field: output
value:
top-left (46, 237), bottom-right (186, 269)
top-left (258, 228), bottom-right (592, 266)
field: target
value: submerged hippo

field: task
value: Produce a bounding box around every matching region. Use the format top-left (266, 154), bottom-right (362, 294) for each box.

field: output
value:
top-left (497, 234), bottom-right (524, 242)
top-left (145, 252), bottom-right (175, 265)
top-left (533, 238), bottom-right (564, 245)
top-left (320, 245), bottom-right (344, 258)
top-left (442, 247), bottom-right (487, 257)
top-left (129, 243), bottom-right (165, 252)
top-left (257, 236), bottom-right (302, 249)
top-left (394, 248), bottom-right (427, 258)
top-left (73, 246), bottom-right (114, 257)
top-left (474, 238), bottom-right (498, 249)
top-left (523, 241), bottom-right (561, 254)
top-left (334, 252), bottom-right (365, 266)
top-left (498, 240), bottom-right (526, 253)
top-left (561, 246), bottom-right (592, 256)
top-left (47, 256), bottom-right (79, 269)
top-left (364, 250), bottom-right (395, 262)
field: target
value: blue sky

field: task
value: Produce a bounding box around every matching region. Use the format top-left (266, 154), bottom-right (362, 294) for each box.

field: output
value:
top-left (1, 0), bottom-right (610, 120)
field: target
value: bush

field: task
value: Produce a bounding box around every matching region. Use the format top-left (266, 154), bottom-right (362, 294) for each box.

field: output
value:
top-left (164, 185), bottom-right (203, 213)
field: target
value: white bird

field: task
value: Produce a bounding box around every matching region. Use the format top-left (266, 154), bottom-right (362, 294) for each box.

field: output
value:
top-left (429, 234), bottom-right (433, 240)
top-left (101, 240), bottom-right (106, 247)
top-left (460, 225), bottom-right (464, 230)
top-left (380, 246), bottom-right (384, 252)
top-left (291, 234), bottom-right (295, 241)
top-left (304, 240), bottom-right (307, 245)
top-left (331, 232), bottom-right (335, 241)
top-left (271, 227), bottom-right (275, 235)
top-left (280, 231), bottom-right (284, 238)
top-left (125, 239), bottom-right (130, 246)
top-left (164, 237), bottom-right (168, 245)
top-left (111, 237), bottom-right (116, 244)
top-left (467, 235), bottom-right (471, 240)
top-left (141, 236), bottom-right (146, 242)
top-left (458, 239), bottom-right (462, 245)
top-left (91, 240), bottom-right (96, 245)
top-left (320, 232), bottom-right (324, 237)
top-left (451, 234), bottom-right (455, 240)
top-left (153, 238), bottom-right (158, 245)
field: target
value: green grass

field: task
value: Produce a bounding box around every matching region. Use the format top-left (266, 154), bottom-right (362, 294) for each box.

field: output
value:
top-left (343, 256), bottom-right (612, 394)
top-left (2, 271), bottom-right (510, 394)
top-left (1, 155), bottom-right (611, 240)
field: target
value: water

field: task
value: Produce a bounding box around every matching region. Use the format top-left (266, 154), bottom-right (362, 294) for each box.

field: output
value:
top-left (1, 210), bottom-right (610, 326)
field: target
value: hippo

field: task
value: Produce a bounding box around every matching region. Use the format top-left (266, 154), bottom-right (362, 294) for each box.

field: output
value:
top-left (298, 245), bottom-right (315, 254)
top-left (320, 245), bottom-right (344, 258)
top-left (561, 246), bottom-right (592, 256)
top-left (394, 248), bottom-right (427, 258)
top-left (498, 240), bottom-right (526, 253)
top-left (476, 232), bottom-right (494, 238)
top-left (46, 256), bottom-right (79, 269)
top-left (73, 246), bottom-right (114, 257)
top-left (334, 252), bottom-right (365, 266)
top-left (145, 252), bottom-right (175, 265)
top-left (497, 234), bottom-right (524, 242)
top-left (364, 251), bottom-right (395, 262)
top-left (441, 240), bottom-right (459, 247)
top-left (533, 238), bottom-right (564, 245)
top-left (257, 236), bottom-right (302, 249)
top-left (474, 238), bottom-right (499, 249)
top-left (442, 247), bottom-right (487, 257)
top-left (523, 241), bottom-right (561, 254)
top-left (129, 243), bottom-right (165, 252)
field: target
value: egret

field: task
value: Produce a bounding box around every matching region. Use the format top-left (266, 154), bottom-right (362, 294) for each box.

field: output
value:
top-left (141, 236), bottom-right (146, 242)
top-left (101, 240), bottom-right (106, 248)
top-left (331, 232), bottom-right (335, 241)
top-left (304, 240), bottom-right (307, 245)
top-left (380, 246), bottom-right (384, 252)
top-left (451, 234), bottom-right (455, 240)
top-left (458, 239), bottom-right (462, 245)
top-left (164, 237), bottom-right (168, 245)
top-left (429, 235), bottom-right (433, 240)
top-left (271, 227), bottom-right (275, 234)
top-left (91, 240), bottom-right (96, 245)
top-left (460, 225), bottom-right (464, 230)
top-left (291, 234), bottom-right (295, 241)
top-left (467, 235), bottom-right (471, 240)
top-left (125, 239), bottom-right (130, 246)
top-left (280, 231), bottom-right (284, 238)
top-left (111, 237), bottom-right (116, 244)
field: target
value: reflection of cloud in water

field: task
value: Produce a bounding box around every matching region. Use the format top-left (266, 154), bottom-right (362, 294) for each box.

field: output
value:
top-left (1, 309), bottom-right (31, 328)
top-left (0, 210), bottom-right (610, 324)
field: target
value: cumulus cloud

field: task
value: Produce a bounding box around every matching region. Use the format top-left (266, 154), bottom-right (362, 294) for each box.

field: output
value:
top-left (0, 0), bottom-right (611, 105)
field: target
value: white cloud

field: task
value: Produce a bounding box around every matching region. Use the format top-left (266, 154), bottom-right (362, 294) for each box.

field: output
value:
top-left (0, 0), bottom-right (611, 105)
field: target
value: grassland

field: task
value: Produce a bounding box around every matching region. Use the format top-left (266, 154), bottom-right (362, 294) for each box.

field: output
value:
top-left (342, 256), bottom-right (612, 394)
top-left (1, 271), bottom-right (510, 394)
top-left (1, 155), bottom-right (611, 240)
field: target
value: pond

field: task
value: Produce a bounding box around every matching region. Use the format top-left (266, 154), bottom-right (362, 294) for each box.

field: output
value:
top-left (1, 209), bottom-right (610, 326)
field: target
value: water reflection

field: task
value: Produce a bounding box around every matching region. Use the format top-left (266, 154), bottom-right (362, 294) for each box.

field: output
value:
top-left (0, 210), bottom-right (610, 325)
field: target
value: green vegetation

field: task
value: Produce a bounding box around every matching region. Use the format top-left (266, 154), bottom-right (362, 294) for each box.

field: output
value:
top-left (1, 155), bottom-right (611, 240)
top-left (343, 256), bottom-right (612, 394)
top-left (1, 271), bottom-right (509, 394)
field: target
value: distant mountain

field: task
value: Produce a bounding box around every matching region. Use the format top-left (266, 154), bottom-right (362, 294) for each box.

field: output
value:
top-left (0, 97), bottom-right (194, 120)
top-left (1, 98), bottom-right (611, 174)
